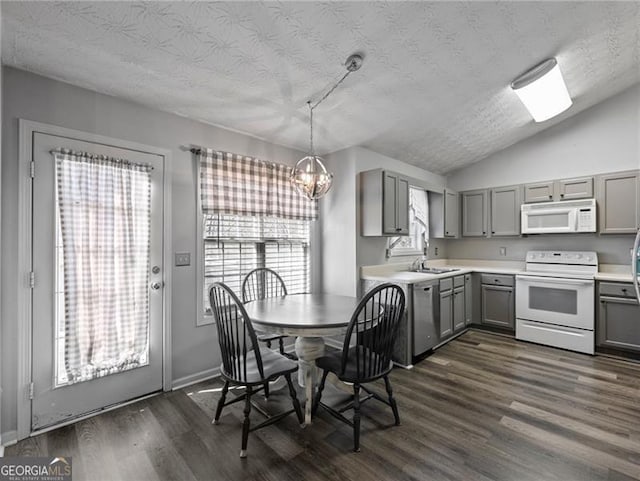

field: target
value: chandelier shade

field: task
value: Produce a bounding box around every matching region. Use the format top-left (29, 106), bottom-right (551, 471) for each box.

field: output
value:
top-left (290, 155), bottom-right (333, 200)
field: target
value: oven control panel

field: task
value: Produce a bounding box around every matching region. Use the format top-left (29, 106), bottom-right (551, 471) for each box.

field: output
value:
top-left (526, 250), bottom-right (598, 266)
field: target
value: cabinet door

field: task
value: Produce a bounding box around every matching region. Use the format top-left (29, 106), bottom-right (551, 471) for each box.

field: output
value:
top-left (462, 190), bottom-right (487, 237)
top-left (453, 286), bottom-right (465, 332)
top-left (597, 296), bottom-right (640, 352)
top-left (382, 172), bottom-right (399, 234)
top-left (464, 275), bottom-right (473, 326)
top-left (524, 181), bottom-right (555, 203)
top-left (558, 177), bottom-right (593, 200)
top-left (491, 186), bottom-right (521, 236)
top-left (444, 189), bottom-right (459, 238)
top-left (396, 176), bottom-right (410, 235)
top-left (597, 171), bottom-right (640, 234)
top-left (481, 285), bottom-right (514, 329)
top-left (439, 290), bottom-right (453, 339)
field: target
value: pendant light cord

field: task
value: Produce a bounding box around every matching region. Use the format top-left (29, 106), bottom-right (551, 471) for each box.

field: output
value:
top-left (306, 55), bottom-right (362, 155)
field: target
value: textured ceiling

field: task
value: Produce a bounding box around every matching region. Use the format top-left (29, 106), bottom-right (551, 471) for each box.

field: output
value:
top-left (2, 1), bottom-right (639, 174)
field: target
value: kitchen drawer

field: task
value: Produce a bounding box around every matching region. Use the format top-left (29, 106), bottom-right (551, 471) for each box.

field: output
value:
top-left (599, 282), bottom-right (636, 298)
top-left (440, 278), bottom-right (453, 292)
top-left (453, 275), bottom-right (465, 288)
top-left (481, 274), bottom-right (514, 287)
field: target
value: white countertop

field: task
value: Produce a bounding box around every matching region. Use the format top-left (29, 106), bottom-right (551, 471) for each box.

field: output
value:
top-left (360, 259), bottom-right (635, 284)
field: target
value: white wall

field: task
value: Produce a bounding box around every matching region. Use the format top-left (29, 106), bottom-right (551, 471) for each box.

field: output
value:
top-left (447, 83), bottom-right (640, 191)
top-left (1, 67), bottom-right (306, 438)
top-left (321, 146), bottom-right (446, 295)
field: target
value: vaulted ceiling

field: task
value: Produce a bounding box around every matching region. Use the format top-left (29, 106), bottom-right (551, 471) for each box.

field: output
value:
top-left (2, 1), bottom-right (639, 174)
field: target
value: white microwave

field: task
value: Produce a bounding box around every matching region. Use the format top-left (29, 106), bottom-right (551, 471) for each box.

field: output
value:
top-left (521, 198), bottom-right (596, 234)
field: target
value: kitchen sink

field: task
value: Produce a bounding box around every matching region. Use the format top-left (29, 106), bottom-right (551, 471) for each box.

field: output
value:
top-left (408, 267), bottom-right (459, 274)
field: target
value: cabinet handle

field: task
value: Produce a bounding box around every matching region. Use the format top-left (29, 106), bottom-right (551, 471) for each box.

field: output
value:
top-left (423, 287), bottom-right (431, 291)
top-left (621, 288), bottom-right (628, 293)
top-left (395, 228), bottom-right (402, 231)
top-left (483, 231), bottom-right (486, 234)
top-left (560, 193), bottom-right (565, 198)
top-left (548, 195), bottom-right (552, 199)
top-left (492, 231), bottom-right (495, 234)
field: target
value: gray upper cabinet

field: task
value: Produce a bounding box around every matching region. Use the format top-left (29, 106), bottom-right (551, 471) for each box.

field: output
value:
top-left (361, 169), bottom-right (410, 236)
top-left (490, 185), bottom-right (521, 236)
top-left (558, 177), bottom-right (593, 200)
top-left (524, 177), bottom-right (595, 203)
top-left (524, 181), bottom-right (555, 203)
top-left (462, 190), bottom-right (488, 237)
top-left (444, 189), bottom-right (459, 238)
top-left (597, 171), bottom-right (640, 234)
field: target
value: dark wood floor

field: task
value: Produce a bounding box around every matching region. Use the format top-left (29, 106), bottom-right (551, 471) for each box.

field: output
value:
top-left (7, 330), bottom-right (640, 481)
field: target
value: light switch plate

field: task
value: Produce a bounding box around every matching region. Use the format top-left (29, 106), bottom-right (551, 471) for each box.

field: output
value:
top-left (499, 247), bottom-right (507, 257)
top-left (175, 252), bottom-right (191, 266)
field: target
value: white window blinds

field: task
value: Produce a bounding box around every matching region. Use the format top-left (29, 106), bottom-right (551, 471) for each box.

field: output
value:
top-left (203, 214), bottom-right (310, 315)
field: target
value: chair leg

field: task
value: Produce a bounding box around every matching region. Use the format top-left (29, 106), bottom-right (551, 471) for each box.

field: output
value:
top-left (263, 381), bottom-right (270, 400)
top-left (285, 373), bottom-right (304, 425)
top-left (353, 384), bottom-right (361, 453)
top-left (265, 340), bottom-right (272, 349)
top-left (384, 375), bottom-right (400, 426)
top-left (213, 380), bottom-right (229, 425)
top-left (240, 386), bottom-right (252, 458)
top-left (312, 370), bottom-right (329, 417)
top-left (278, 337), bottom-right (286, 355)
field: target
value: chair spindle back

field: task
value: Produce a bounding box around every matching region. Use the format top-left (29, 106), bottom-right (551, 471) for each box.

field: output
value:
top-left (209, 282), bottom-right (263, 383)
top-left (242, 268), bottom-right (288, 303)
top-left (340, 283), bottom-right (405, 381)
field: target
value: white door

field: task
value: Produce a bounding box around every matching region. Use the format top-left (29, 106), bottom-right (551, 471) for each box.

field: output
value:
top-left (31, 132), bottom-right (165, 430)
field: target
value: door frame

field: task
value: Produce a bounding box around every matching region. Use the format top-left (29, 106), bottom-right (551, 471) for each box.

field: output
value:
top-left (17, 119), bottom-right (173, 440)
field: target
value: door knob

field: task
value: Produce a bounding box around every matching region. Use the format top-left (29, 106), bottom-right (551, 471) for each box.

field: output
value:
top-left (150, 281), bottom-right (163, 290)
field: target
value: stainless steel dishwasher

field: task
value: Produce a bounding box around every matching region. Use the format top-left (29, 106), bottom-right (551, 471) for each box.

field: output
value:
top-left (413, 280), bottom-right (439, 357)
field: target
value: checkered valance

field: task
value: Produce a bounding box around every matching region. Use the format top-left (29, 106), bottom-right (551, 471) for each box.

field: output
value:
top-left (199, 149), bottom-right (318, 221)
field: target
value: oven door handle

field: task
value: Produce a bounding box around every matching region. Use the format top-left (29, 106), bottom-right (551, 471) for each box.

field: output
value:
top-left (516, 275), bottom-right (594, 286)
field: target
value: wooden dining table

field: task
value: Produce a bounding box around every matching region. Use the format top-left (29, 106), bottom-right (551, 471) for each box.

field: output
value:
top-left (243, 293), bottom-right (360, 425)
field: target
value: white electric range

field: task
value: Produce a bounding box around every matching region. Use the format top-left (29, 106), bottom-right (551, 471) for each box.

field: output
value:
top-left (515, 250), bottom-right (598, 355)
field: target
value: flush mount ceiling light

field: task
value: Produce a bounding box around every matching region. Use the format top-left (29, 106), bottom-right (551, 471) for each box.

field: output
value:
top-left (511, 58), bottom-right (572, 123)
top-left (291, 53), bottom-right (364, 200)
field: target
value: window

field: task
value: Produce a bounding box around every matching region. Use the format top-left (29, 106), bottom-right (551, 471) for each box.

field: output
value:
top-left (200, 213), bottom-right (311, 322)
top-left (387, 187), bottom-right (429, 257)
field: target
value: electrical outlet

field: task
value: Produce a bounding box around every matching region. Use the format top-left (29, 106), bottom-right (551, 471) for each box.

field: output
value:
top-left (434, 247), bottom-right (439, 256)
top-left (499, 247), bottom-right (507, 257)
top-left (175, 252), bottom-right (191, 266)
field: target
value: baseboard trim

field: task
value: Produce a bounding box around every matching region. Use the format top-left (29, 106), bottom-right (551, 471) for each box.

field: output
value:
top-left (1, 431), bottom-right (18, 449)
top-left (172, 367), bottom-right (220, 391)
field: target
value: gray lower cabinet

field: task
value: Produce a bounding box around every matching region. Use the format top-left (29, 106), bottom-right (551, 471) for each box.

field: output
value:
top-left (439, 288), bottom-right (453, 339)
top-left (597, 171), bottom-right (640, 234)
top-left (597, 282), bottom-right (640, 353)
top-left (464, 274), bottom-right (473, 326)
top-left (453, 286), bottom-right (465, 331)
top-left (480, 274), bottom-right (515, 330)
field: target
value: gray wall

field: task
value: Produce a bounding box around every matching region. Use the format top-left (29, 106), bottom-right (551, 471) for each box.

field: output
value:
top-left (447, 235), bottom-right (635, 265)
top-left (1, 67), bottom-right (306, 436)
top-left (447, 83), bottom-right (640, 191)
top-left (321, 146), bottom-right (447, 296)
top-left (446, 83), bottom-right (640, 264)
